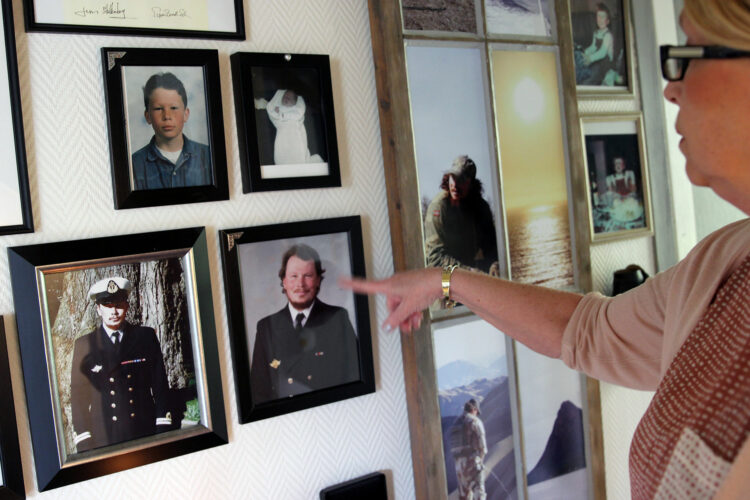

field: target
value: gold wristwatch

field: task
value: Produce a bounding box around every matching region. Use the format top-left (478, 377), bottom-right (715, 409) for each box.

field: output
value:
top-left (442, 265), bottom-right (458, 308)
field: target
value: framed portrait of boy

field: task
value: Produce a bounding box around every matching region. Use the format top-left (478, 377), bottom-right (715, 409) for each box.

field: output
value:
top-left (581, 113), bottom-right (652, 242)
top-left (0, 0), bottom-right (33, 235)
top-left (570, 0), bottom-right (633, 96)
top-left (230, 52), bottom-right (341, 193)
top-left (219, 216), bottom-right (375, 423)
top-left (0, 318), bottom-right (25, 500)
top-left (23, 0), bottom-right (245, 40)
top-left (8, 227), bottom-right (227, 490)
top-left (102, 47), bottom-right (228, 209)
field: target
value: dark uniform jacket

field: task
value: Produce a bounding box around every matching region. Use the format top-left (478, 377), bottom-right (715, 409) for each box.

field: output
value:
top-left (70, 322), bottom-right (170, 453)
top-left (250, 300), bottom-right (360, 404)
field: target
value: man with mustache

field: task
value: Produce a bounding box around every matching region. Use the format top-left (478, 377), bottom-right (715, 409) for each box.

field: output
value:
top-left (249, 244), bottom-right (360, 404)
top-left (70, 277), bottom-right (171, 453)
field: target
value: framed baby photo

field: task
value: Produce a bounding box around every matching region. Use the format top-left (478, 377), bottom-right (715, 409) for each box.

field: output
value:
top-left (8, 227), bottom-right (227, 490)
top-left (570, 0), bottom-right (634, 96)
top-left (101, 47), bottom-right (229, 209)
top-left (0, 0), bottom-right (33, 236)
top-left (23, 0), bottom-right (245, 40)
top-left (581, 113), bottom-right (652, 242)
top-left (219, 216), bottom-right (375, 423)
top-left (230, 52), bottom-right (341, 193)
top-left (0, 318), bottom-right (25, 500)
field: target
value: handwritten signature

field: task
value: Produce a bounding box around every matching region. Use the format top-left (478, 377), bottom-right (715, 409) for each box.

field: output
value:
top-left (152, 7), bottom-right (190, 19)
top-left (74, 2), bottom-right (126, 19)
top-left (73, 4), bottom-right (190, 21)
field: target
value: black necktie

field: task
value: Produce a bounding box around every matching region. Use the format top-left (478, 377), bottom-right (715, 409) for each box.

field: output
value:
top-left (294, 313), bottom-right (305, 330)
top-left (113, 331), bottom-right (121, 346)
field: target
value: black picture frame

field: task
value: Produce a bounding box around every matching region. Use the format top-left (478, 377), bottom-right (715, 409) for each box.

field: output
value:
top-left (0, 0), bottom-right (33, 236)
top-left (319, 472), bottom-right (388, 500)
top-left (0, 318), bottom-right (25, 500)
top-left (102, 47), bottom-right (229, 209)
top-left (23, 0), bottom-right (245, 40)
top-left (230, 52), bottom-right (341, 193)
top-left (219, 216), bottom-right (375, 423)
top-left (8, 227), bottom-right (227, 491)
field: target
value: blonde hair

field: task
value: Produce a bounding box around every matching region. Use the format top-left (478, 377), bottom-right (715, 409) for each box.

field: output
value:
top-left (683, 0), bottom-right (750, 50)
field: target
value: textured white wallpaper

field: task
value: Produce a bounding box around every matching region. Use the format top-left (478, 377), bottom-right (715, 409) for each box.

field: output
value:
top-left (0, 0), bottom-right (415, 498)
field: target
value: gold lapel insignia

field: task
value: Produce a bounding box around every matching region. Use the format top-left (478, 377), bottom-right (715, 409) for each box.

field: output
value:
top-left (270, 359), bottom-right (281, 369)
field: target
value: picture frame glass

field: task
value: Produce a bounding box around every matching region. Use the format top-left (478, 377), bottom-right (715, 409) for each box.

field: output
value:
top-left (1, 0), bottom-right (31, 233)
top-left (0, 24), bottom-right (22, 228)
top-left (103, 48), bottom-right (228, 209)
top-left (402, 0), bottom-right (479, 34)
top-left (490, 46), bottom-right (575, 289)
top-left (433, 318), bottom-right (520, 498)
top-left (37, 250), bottom-right (211, 462)
top-left (236, 231), bottom-right (360, 404)
top-left (405, 43), bottom-right (504, 285)
top-left (250, 66), bottom-right (331, 180)
top-left (123, 65), bottom-right (213, 191)
top-left (583, 116), bottom-right (650, 239)
top-left (28, 0), bottom-right (242, 35)
top-left (571, 0), bottom-right (629, 90)
top-left (484, 0), bottom-right (555, 40)
top-left (515, 343), bottom-right (590, 497)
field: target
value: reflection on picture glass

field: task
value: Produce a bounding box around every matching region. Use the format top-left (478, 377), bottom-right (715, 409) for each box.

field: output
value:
top-left (433, 320), bottom-right (518, 499)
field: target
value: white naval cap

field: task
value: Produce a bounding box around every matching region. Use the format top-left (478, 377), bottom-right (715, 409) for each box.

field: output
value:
top-left (88, 277), bottom-right (132, 304)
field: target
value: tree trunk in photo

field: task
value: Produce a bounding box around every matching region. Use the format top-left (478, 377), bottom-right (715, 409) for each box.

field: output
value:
top-left (49, 257), bottom-right (192, 455)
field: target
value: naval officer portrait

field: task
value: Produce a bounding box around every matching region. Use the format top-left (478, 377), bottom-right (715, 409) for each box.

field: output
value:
top-left (249, 244), bottom-right (360, 404)
top-left (70, 277), bottom-right (171, 453)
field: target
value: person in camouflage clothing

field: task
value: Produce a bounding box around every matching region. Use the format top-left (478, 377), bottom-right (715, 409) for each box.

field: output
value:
top-left (450, 398), bottom-right (488, 500)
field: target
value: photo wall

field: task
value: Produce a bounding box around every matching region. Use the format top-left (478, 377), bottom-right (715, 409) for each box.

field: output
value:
top-left (0, 0), bottom-right (415, 498)
top-left (369, 0), bottom-right (654, 498)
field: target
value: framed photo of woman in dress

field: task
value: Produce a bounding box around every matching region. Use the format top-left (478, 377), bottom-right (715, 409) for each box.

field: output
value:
top-left (230, 52), bottom-right (341, 193)
top-left (581, 113), bottom-right (652, 242)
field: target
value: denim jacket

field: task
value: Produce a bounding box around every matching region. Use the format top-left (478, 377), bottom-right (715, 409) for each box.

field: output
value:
top-left (131, 135), bottom-right (212, 190)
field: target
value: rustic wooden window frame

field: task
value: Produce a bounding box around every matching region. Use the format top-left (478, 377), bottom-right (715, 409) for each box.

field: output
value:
top-left (366, 1), bottom-right (605, 498)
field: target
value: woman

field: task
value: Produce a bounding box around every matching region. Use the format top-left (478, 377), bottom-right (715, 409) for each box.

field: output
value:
top-left (342, 1), bottom-right (750, 497)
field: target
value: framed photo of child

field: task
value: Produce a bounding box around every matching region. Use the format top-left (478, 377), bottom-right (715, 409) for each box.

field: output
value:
top-left (102, 48), bottom-right (229, 209)
top-left (581, 112), bottom-right (652, 242)
top-left (230, 52), bottom-right (341, 193)
top-left (570, 0), bottom-right (633, 96)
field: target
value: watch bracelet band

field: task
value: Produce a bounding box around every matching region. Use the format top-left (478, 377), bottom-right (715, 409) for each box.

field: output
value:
top-left (442, 265), bottom-right (458, 308)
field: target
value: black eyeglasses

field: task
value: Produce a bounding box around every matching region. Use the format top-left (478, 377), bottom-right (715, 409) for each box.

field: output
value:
top-left (660, 44), bottom-right (750, 81)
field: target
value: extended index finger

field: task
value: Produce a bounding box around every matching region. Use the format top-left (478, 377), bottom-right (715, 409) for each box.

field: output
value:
top-left (338, 276), bottom-right (390, 296)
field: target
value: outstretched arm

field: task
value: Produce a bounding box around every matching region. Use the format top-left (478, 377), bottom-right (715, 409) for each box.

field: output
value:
top-left (340, 267), bottom-right (582, 358)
